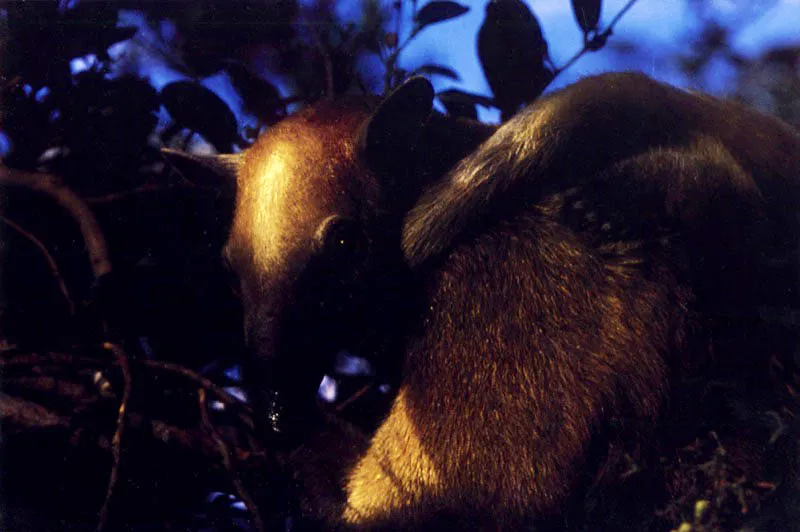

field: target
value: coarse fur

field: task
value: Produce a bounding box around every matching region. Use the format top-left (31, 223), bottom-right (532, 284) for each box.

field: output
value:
top-left (343, 74), bottom-right (800, 529)
top-left (179, 72), bottom-right (800, 529)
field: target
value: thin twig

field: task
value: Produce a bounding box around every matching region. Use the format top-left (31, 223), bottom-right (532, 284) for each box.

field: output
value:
top-left (604, 0), bottom-right (640, 34)
top-left (198, 388), bottom-right (265, 532)
top-left (0, 387), bottom-right (263, 484)
top-left (3, 375), bottom-right (88, 401)
top-left (383, 26), bottom-right (420, 94)
top-left (380, 0), bottom-right (424, 93)
top-left (0, 391), bottom-right (69, 430)
top-left (84, 182), bottom-right (220, 204)
top-left (0, 352), bottom-right (114, 368)
top-left (0, 165), bottom-right (112, 278)
top-left (1, 354), bottom-right (246, 407)
top-left (553, 0), bottom-right (640, 79)
top-left (303, 13), bottom-right (335, 99)
top-left (0, 351), bottom-right (255, 432)
top-left (143, 359), bottom-right (254, 429)
top-left (0, 215), bottom-right (75, 315)
top-left (96, 342), bottom-right (133, 532)
top-left (394, 1), bottom-right (402, 49)
top-left (2, 75), bottom-right (23, 91)
top-left (334, 382), bottom-right (374, 412)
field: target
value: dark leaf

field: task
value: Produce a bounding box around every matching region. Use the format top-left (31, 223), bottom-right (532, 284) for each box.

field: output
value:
top-left (763, 46), bottom-right (800, 68)
top-left (224, 62), bottom-right (285, 125)
top-left (0, 82), bottom-right (54, 167)
top-left (412, 64), bottom-right (460, 81)
top-left (415, 2), bottom-right (470, 29)
top-left (356, 0), bottom-right (390, 53)
top-left (166, 0), bottom-right (299, 77)
top-left (438, 89), bottom-right (494, 109)
top-left (437, 89), bottom-right (478, 120)
top-left (477, 0), bottom-right (551, 119)
top-left (61, 2), bottom-right (133, 58)
top-left (571, 0), bottom-right (602, 33)
top-left (160, 81), bottom-right (240, 152)
top-left (101, 26), bottom-right (139, 49)
top-left (2, 1), bottom-right (127, 88)
top-left (54, 73), bottom-right (160, 192)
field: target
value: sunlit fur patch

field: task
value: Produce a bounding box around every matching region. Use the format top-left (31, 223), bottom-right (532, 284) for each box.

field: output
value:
top-left (402, 99), bottom-right (560, 267)
top-left (237, 136), bottom-right (327, 275)
top-left (226, 101), bottom-right (377, 285)
top-left (344, 389), bottom-right (440, 524)
top-left (452, 98), bottom-right (558, 188)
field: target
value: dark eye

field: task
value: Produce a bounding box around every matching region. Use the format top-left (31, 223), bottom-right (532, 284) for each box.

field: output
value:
top-left (315, 215), bottom-right (368, 268)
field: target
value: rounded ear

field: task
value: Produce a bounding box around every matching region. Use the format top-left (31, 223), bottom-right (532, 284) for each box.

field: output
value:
top-left (161, 148), bottom-right (242, 186)
top-left (359, 77), bottom-right (435, 177)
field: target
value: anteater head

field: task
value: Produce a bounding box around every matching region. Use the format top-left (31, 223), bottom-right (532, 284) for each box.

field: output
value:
top-left (164, 78), bottom-right (491, 440)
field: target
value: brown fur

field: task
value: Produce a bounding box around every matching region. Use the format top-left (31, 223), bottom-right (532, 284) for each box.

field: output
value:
top-left (221, 73), bottom-right (800, 529)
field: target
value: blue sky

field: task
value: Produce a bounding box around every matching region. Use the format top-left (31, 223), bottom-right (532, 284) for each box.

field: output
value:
top-left (397, 0), bottom-right (799, 120)
top-left (109, 0), bottom-right (798, 147)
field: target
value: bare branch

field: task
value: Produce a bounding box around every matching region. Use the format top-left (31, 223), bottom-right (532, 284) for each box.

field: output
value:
top-left (0, 351), bottom-right (253, 429)
top-left (553, 0), bottom-right (640, 79)
top-left (334, 382), bottom-right (374, 412)
top-left (0, 391), bottom-right (68, 431)
top-left (84, 182), bottom-right (220, 204)
top-left (143, 359), bottom-right (255, 430)
top-left (96, 343), bottom-right (133, 532)
top-left (0, 215), bottom-right (75, 315)
top-left (0, 165), bottom-right (112, 278)
top-left (199, 388), bottom-right (265, 532)
top-left (303, 14), bottom-right (335, 99)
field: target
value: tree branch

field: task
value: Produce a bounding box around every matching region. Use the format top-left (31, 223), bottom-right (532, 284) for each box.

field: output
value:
top-left (0, 215), bottom-right (75, 315)
top-left (0, 165), bottom-right (112, 279)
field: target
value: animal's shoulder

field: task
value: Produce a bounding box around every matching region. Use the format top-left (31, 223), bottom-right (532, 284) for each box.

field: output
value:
top-left (402, 73), bottom-right (800, 270)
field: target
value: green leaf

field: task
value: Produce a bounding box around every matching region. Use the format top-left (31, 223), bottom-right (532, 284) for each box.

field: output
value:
top-left (415, 2), bottom-right (469, 29)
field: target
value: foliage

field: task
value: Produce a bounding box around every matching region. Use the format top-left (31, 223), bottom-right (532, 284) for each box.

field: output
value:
top-left (0, 0), bottom-right (798, 530)
top-left (673, 1), bottom-right (800, 128)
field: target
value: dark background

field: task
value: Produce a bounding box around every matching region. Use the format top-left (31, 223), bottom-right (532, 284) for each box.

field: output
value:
top-left (1, 1), bottom-right (799, 530)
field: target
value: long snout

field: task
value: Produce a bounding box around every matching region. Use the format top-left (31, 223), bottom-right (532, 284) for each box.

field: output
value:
top-left (243, 302), bottom-right (327, 445)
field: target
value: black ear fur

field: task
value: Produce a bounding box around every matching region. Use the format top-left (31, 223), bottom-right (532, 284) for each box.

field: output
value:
top-left (161, 148), bottom-right (242, 186)
top-left (359, 77), bottom-right (435, 178)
